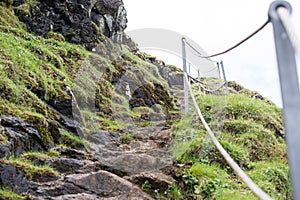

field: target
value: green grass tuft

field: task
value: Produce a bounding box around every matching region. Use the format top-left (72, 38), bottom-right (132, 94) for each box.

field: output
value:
top-left (59, 129), bottom-right (88, 148)
top-left (0, 187), bottom-right (25, 200)
top-left (1, 157), bottom-right (59, 180)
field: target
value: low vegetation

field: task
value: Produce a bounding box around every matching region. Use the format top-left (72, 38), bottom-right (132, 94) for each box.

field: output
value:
top-left (1, 157), bottom-right (59, 180)
top-left (168, 93), bottom-right (290, 199)
top-left (0, 187), bottom-right (25, 200)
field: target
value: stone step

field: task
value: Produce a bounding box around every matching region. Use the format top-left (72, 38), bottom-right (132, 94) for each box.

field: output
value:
top-left (32, 170), bottom-right (154, 200)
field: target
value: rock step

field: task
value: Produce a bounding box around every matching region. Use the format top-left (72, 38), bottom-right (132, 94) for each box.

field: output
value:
top-left (124, 171), bottom-right (175, 191)
top-left (31, 170), bottom-right (153, 200)
top-left (94, 151), bottom-right (173, 175)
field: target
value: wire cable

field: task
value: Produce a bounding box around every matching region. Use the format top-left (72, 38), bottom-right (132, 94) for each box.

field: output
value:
top-left (200, 82), bottom-right (226, 93)
top-left (204, 19), bottom-right (270, 58)
top-left (202, 66), bottom-right (219, 74)
top-left (188, 62), bottom-right (219, 75)
top-left (184, 39), bottom-right (219, 63)
top-left (277, 7), bottom-right (300, 55)
top-left (183, 73), bottom-right (273, 200)
top-left (187, 74), bottom-right (221, 87)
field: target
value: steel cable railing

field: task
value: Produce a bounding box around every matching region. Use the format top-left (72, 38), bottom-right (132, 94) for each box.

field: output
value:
top-left (203, 20), bottom-right (270, 58)
top-left (181, 1), bottom-right (300, 199)
top-left (184, 73), bottom-right (273, 200)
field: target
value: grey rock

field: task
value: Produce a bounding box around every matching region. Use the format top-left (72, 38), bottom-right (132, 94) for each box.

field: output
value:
top-left (65, 170), bottom-right (132, 197)
top-left (0, 115), bottom-right (53, 156)
top-left (51, 187), bottom-right (154, 200)
top-left (33, 170), bottom-right (153, 199)
top-left (54, 147), bottom-right (90, 160)
top-left (48, 157), bottom-right (94, 174)
top-left (32, 181), bottom-right (86, 197)
top-left (0, 144), bottom-right (10, 159)
top-left (95, 152), bottom-right (172, 174)
top-left (0, 163), bottom-right (29, 194)
top-left (125, 171), bottom-right (175, 191)
top-left (87, 131), bottom-right (119, 147)
top-left (51, 193), bottom-right (99, 200)
top-left (15, 0), bottom-right (128, 50)
top-left (12, 0), bottom-right (25, 6)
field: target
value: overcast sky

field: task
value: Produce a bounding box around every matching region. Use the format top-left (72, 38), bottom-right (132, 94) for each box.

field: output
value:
top-left (123, 0), bottom-right (300, 107)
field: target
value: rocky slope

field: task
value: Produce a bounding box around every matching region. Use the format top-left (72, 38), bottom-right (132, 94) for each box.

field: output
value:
top-left (0, 1), bottom-right (290, 199)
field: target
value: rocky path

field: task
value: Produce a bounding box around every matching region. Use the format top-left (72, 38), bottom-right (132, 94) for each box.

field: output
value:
top-left (20, 124), bottom-right (174, 200)
top-left (24, 91), bottom-right (182, 199)
top-left (0, 84), bottom-right (185, 200)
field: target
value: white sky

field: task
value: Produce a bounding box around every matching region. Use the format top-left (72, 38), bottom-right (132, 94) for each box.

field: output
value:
top-left (123, 0), bottom-right (300, 106)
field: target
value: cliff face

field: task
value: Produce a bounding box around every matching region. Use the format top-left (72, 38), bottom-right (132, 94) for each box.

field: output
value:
top-left (0, 1), bottom-right (290, 200)
top-left (13, 0), bottom-right (128, 50)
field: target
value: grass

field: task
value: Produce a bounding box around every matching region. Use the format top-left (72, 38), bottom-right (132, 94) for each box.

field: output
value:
top-left (80, 109), bottom-right (129, 132)
top-left (119, 133), bottom-right (134, 144)
top-left (0, 3), bottom-right (175, 147)
top-left (1, 157), bottom-right (59, 180)
top-left (58, 129), bottom-right (88, 148)
top-left (0, 4), bottom-right (89, 123)
top-left (0, 20), bottom-right (88, 122)
top-left (248, 161), bottom-right (291, 199)
top-left (170, 92), bottom-right (289, 199)
top-left (123, 53), bottom-right (166, 87)
top-left (0, 126), bottom-right (8, 144)
top-left (20, 150), bottom-right (60, 161)
top-left (0, 187), bottom-right (25, 200)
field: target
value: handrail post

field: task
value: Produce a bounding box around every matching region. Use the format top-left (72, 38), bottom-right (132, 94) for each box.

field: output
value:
top-left (269, 1), bottom-right (300, 199)
top-left (220, 61), bottom-right (228, 95)
top-left (198, 69), bottom-right (201, 94)
top-left (182, 37), bottom-right (189, 114)
top-left (217, 62), bottom-right (221, 79)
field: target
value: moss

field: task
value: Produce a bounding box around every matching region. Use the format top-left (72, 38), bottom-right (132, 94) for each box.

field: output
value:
top-left (0, 126), bottom-right (8, 144)
top-left (91, 21), bottom-right (106, 42)
top-left (100, 118), bottom-right (125, 131)
top-left (0, 4), bottom-right (24, 29)
top-left (0, 187), bottom-right (25, 200)
top-left (1, 157), bottom-right (59, 180)
top-left (20, 150), bottom-right (60, 161)
top-left (13, 3), bottom-right (31, 21)
top-left (165, 64), bottom-right (182, 72)
top-left (119, 133), bottom-right (133, 144)
top-left (79, 109), bottom-right (127, 132)
top-left (45, 31), bottom-right (65, 41)
top-left (67, 28), bottom-right (76, 36)
top-left (122, 53), bottom-right (169, 89)
top-left (58, 129), bottom-right (88, 149)
top-left (0, 8), bottom-right (93, 151)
